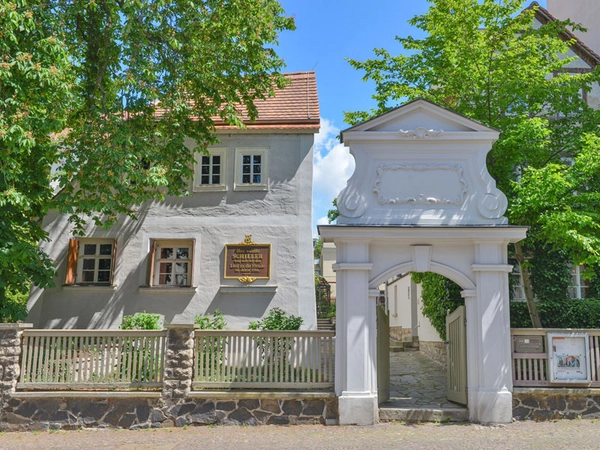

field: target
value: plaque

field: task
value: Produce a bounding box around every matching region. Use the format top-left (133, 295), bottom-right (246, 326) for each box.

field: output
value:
top-left (224, 235), bottom-right (271, 284)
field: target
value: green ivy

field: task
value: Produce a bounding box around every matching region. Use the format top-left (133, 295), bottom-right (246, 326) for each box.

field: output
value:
top-left (411, 272), bottom-right (463, 341)
top-left (510, 298), bottom-right (600, 328)
top-left (530, 245), bottom-right (571, 301)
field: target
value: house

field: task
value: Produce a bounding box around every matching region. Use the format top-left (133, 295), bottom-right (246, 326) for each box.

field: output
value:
top-left (27, 71), bottom-right (320, 330)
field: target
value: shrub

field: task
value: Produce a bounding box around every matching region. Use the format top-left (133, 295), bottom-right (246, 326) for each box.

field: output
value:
top-left (194, 309), bottom-right (227, 330)
top-left (248, 307), bottom-right (303, 330)
top-left (510, 298), bottom-right (600, 328)
top-left (120, 311), bottom-right (162, 330)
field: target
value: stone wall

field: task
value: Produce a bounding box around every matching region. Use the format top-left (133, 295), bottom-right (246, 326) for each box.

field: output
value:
top-left (0, 324), bottom-right (337, 431)
top-left (2, 394), bottom-right (337, 431)
top-left (390, 326), bottom-right (412, 342)
top-left (419, 341), bottom-right (446, 367)
top-left (513, 388), bottom-right (600, 421)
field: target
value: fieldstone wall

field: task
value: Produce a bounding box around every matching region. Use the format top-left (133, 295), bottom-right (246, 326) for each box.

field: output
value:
top-left (0, 325), bottom-right (31, 406)
top-left (0, 324), bottom-right (338, 431)
top-left (513, 389), bottom-right (600, 421)
top-left (419, 341), bottom-right (446, 367)
top-left (390, 327), bottom-right (412, 342)
top-left (1, 395), bottom-right (338, 431)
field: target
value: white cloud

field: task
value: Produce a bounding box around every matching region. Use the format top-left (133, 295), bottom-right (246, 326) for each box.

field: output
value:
top-left (313, 118), bottom-right (355, 202)
top-left (312, 118), bottom-right (355, 236)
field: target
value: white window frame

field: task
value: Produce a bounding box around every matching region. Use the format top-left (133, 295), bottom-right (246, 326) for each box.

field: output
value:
top-left (234, 147), bottom-right (269, 191)
top-left (76, 239), bottom-right (115, 285)
top-left (193, 148), bottom-right (227, 192)
top-left (150, 239), bottom-right (194, 287)
top-left (568, 263), bottom-right (590, 299)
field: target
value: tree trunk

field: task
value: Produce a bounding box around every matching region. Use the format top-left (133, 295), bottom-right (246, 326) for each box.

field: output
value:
top-left (514, 242), bottom-right (543, 328)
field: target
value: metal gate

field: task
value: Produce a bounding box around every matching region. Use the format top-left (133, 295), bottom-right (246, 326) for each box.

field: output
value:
top-left (446, 305), bottom-right (467, 405)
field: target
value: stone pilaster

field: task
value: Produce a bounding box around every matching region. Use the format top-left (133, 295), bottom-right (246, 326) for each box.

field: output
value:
top-left (162, 324), bottom-right (195, 400)
top-left (0, 324), bottom-right (32, 404)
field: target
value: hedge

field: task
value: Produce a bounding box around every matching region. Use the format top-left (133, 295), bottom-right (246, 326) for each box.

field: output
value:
top-left (510, 298), bottom-right (600, 328)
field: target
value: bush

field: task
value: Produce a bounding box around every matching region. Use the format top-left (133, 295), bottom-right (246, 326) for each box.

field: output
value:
top-left (510, 298), bottom-right (600, 328)
top-left (194, 309), bottom-right (227, 330)
top-left (248, 307), bottom-right (303, 331)
top-left (120, 311), bottom-right (162, 330)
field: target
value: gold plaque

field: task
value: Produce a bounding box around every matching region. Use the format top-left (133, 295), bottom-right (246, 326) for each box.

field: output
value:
top-left (224, 235), bottom-right (271, 283)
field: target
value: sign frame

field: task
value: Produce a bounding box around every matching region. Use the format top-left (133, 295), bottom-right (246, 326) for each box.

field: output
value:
top-left (547, 332), bottom-right (591, 384)
top-left (224, 235), bottom-right (271, 284)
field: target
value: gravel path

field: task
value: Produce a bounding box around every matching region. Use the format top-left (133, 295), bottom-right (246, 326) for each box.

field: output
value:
top-left (1, 420), bottom-right (600, 450)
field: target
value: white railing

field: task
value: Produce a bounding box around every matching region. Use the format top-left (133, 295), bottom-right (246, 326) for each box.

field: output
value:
top-left (194, 330), bottom-right (335, 389)
top-left (511, 329), bottom-right (600, 387)
top-left (19, 330), bottom-right (167, 389)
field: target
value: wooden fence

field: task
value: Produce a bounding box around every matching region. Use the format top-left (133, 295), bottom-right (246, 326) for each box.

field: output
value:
top-left (194, 330), bottom-right (335, 389)
top-left (511, 329), bottom-right (600, 387)
top-left (19, 330), bottom-right (167, 389)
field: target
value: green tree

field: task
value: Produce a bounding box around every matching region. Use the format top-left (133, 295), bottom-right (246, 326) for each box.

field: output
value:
top-left (327, 198), bottom-right (338, 224)
top-left (1, 0), bottom-right (294, 320)
top-left (346, 0), bottom-right (600, 327)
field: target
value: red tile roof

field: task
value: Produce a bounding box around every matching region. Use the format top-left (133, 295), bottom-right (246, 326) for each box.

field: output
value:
top-left (213, 71), bottom-right (320, 132)
top-left (528, 2), bottom-right (600, 68)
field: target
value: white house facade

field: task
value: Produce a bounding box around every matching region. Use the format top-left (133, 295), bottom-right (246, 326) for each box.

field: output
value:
top-left (28, 71), bottom-right (320, 330)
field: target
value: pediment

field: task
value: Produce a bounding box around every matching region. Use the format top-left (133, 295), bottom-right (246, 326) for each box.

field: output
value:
top-left (341, 99), bottom-right (498, 142)
top-left (335, 99), bottom-right (508, 226)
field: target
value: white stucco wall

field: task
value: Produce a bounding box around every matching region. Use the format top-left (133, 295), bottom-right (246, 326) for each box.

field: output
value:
top-left (547, 0), bottom-right (600, 57)
top-left (320, 242), bottom-right (337, 299)
top-left (28, 132), bottom-right (317, 330)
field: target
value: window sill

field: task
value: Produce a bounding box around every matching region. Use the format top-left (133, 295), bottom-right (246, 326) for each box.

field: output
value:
top-left (62, 285), bottom-right (117, 293)
top-left (233, 184), bottom-right (268, 192)
top-left (192, 185), bottom-right (227, 192)
top-left (139, 286), bottom-right (198, 294)
top-left (220, 285), bottom-right (277, 294)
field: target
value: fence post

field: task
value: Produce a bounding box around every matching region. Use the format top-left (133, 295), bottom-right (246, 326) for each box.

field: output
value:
top-left (163, 324), bottom-right (195, 400)
top-left (0, 324), bottom-right (32, 404)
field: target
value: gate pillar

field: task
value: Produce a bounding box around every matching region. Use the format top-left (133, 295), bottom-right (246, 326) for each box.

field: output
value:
top-left (333, 240), bottom-right (378, 425)
top-left (467, 242), bottom-right (514, 423)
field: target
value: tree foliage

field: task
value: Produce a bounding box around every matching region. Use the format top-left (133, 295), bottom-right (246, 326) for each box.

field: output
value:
top-left (0, 0), bottom-right (294, 319)
top-left (346, 0), bottom-right (600, 326)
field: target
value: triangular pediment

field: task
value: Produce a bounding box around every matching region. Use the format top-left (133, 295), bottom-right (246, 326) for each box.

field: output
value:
top-left (341, 99), bottom-right (497, 142)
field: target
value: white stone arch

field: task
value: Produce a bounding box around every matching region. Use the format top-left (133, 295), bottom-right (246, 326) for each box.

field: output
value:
top-left (318, 99), bottom-right (527, 426)
top-left (369, 261), bottom-right (476, 292)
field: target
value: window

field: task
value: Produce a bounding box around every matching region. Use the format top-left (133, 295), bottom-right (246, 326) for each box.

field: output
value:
top-left (65, 238), bottom-right (117, 285)
top-left (234, 148), bottom-right (268, 191)
top-left (568, 264), bottom-right (590, 299)
top-left (149, 240), bottom-right (195, 287)
top-left (510, 264), bottom-right (526, 301)
top-left (193, 148), bottom-right (227, 191)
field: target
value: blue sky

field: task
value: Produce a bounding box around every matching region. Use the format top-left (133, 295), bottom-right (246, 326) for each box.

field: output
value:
top-left (275, 0), bottom-right (546, 235)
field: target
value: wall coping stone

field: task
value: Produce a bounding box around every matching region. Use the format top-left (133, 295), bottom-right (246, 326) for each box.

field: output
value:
top-left (0, 324), bottom-right (33, 330)
top-left (11, 391), bottom-right (162, 399)
top-left (188, 391), bottom-right (336, 400)
top-left (514, 388), bottom-right (600, 395)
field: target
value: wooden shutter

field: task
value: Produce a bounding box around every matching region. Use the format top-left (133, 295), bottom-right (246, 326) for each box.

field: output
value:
top-left (110, 238), bottom-right (117, 285)
top-left (65, 238), bottom-right (79, 285)
top-left (190, 238), bottom-right (196, 287)
top-left (148, 240), bottom-right (157, 287)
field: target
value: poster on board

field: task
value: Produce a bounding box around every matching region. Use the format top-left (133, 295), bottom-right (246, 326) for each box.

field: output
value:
top-left (547, 332), bottom-right (590, 384)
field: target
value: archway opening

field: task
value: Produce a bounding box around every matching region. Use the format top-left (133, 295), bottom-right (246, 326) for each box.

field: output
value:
top-left (377, 270), bottom-right (468, 420)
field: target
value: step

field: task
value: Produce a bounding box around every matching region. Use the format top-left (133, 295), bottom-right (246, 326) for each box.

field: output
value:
top-left (379, 407), bottom-right (469, 423)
